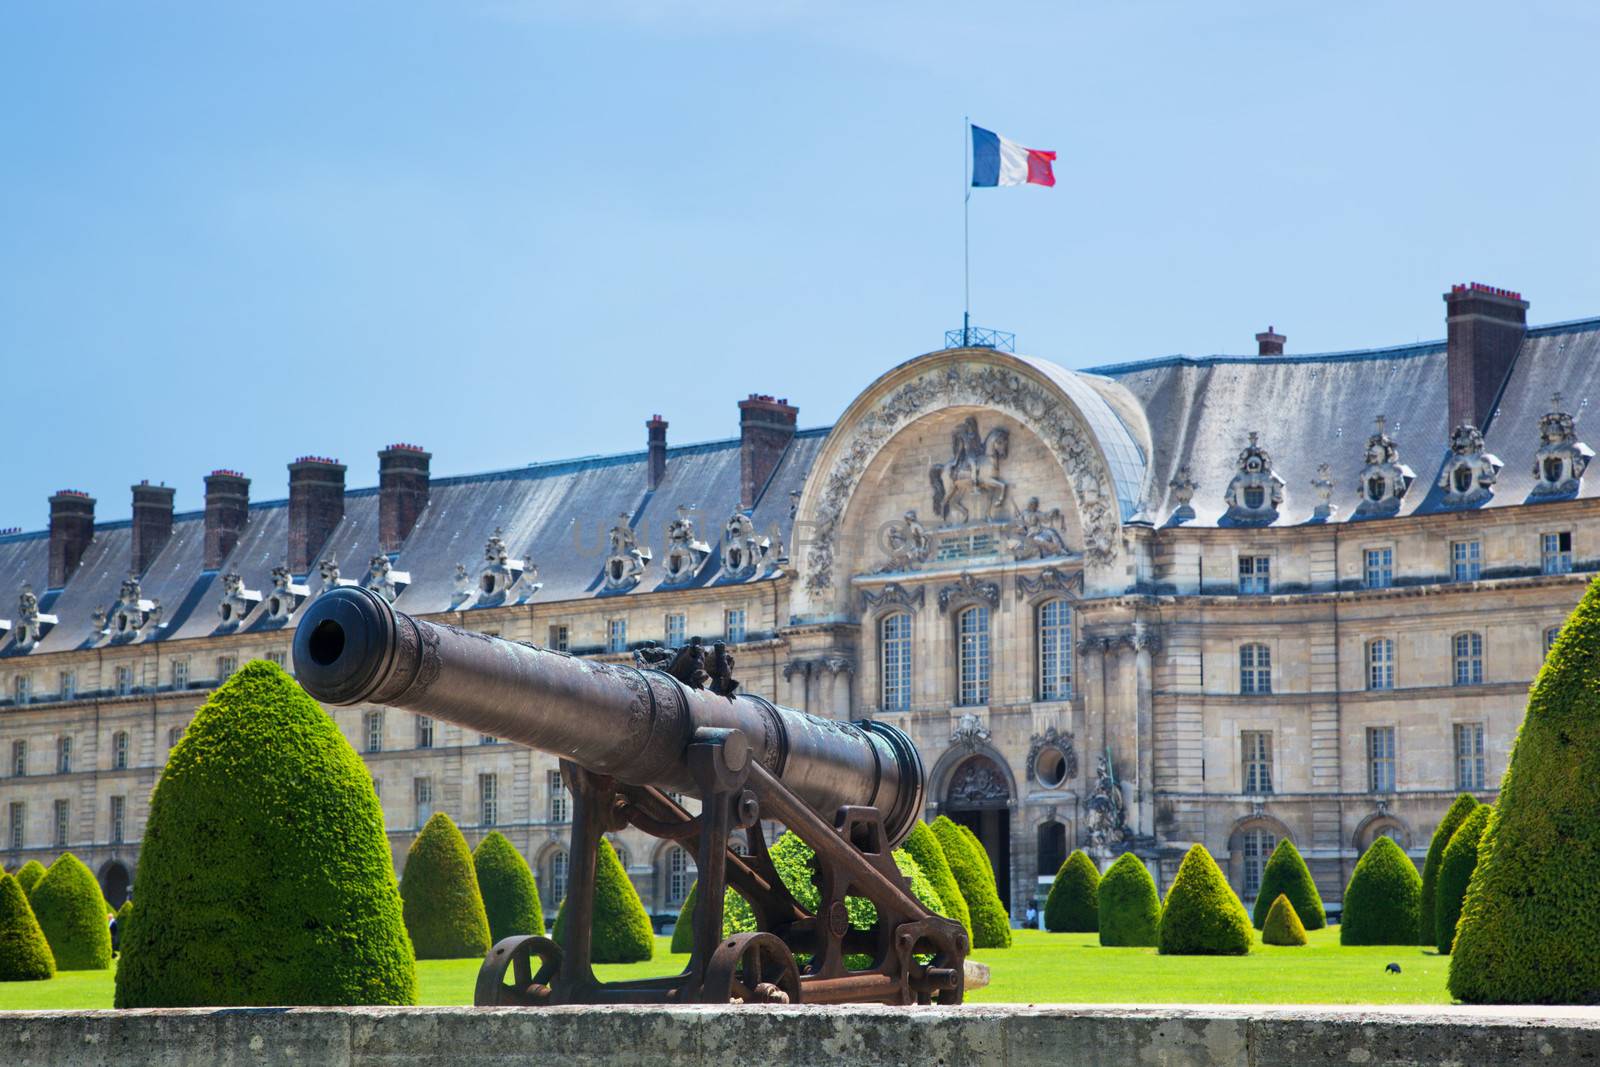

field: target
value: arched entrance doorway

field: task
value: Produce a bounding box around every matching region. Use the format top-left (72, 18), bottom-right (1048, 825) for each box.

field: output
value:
top-left (944, 755), bottom-right (1011, 912)
top-left (100, 860), bottom-right (131, 907)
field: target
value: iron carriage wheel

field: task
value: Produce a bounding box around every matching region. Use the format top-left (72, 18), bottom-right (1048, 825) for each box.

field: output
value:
top-left (702, 932), bottom-right (802, 1004)
top-left (474, 935), bottom-right (564, 1006)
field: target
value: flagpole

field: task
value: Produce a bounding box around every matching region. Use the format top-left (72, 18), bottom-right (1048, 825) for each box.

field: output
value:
top-left (963, 114), bottom-right (970, 346)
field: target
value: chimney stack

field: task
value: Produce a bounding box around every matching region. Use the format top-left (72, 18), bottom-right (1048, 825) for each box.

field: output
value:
top-left (47, 490), bottom-right (96, 588)
top-left (1255, 326), bottom-right (1286, 356)
top-left (646, 416), bottom-right (668, 491)
top-left (130, 481), bottom-right (175, 574)
top-left (288, 456), bottom-right (346, 574)
top-left (738, 394), bottom-right (799, 508)
top-left (203, 470), bottom-right (251, 570)
top-left (379, 444), bottom-right (431, 552)
top-left (1446, 283), bottom-right (1529, 430)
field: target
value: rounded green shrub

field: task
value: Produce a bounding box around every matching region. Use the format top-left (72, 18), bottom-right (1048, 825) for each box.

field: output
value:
top-left (1261, 894), bottom-right (1307, 946)
top-left (115, 660), bottom-right (416, 1007)
top-left (14, 860), bottom-right (46, 897)
top-left (1250, 839), bottom-right (1325, 931)
top-left (30, 853), bottom-right (111, 970)
top-left (1097, 852), bottom-right (1161, 947)
top-left (0, 872), bottom-right (55, 980)
top-left (552, 839), bottom-right (654, 963)
top-left (401, 812), bottom-right (492, 959)
top-left (1419, 793), bottom-right (1479, 946)
top-left (1436, 805), bottom-right (1493, 954)
top-left (902, 820), bottom-right (972, 939)
top-left (669, 882), bottom-right (757, 953)
top-left (1158, 844), bottom-right (1251, 956)
top-left (472, 831), bottom-right (544, 944)
top-left (931, 816), bottom-right (1011, 948)
top-left (1044, 849), bottom-right (1099, 933)
top-left (1452, 578), bottom-right (1600, 1002)
top-left (1339, 836), bottom-right (1421, 946)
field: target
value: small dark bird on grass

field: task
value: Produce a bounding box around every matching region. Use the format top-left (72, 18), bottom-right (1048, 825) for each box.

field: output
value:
top-left (1385, 963), bottom-right (1402, 975)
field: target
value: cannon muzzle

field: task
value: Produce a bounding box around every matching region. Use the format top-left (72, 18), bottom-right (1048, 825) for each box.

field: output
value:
top-left (293, 587), bottom-right (925, 847)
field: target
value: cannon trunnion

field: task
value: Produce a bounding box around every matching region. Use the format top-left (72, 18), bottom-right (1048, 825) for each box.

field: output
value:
top-left (293, 587), bottom-right (967, 1006)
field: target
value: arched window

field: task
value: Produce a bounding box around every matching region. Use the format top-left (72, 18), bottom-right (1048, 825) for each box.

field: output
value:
top-left (1241, 827), bottom-right (1275, 899)
top-left (1239, 644), bottom-right (1271, 694)
top-left (957, 606), bottom-right (991, 707)
top-left (666, 846), bottom-right (694, 906)
top-left (1366, 638), bottom-right (1395, 690)
top-left (548, 850), bottom-right (569, 906)
top-left (111, 731), bottom-right (129, 771)
top-left (880, 612), bottom-right (912, 711)
top-left (1036, 599), bottom-right (1073, 701)
top-left (1453, 632), bottom-right (1484, 686)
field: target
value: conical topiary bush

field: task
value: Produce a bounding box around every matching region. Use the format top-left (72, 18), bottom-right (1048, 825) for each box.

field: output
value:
top-left (1261, 893), bottom-right (1308, 946)
top-left (1436, 805), bottom-right (1493, 955)
top-left (1158, 844), bottom-right (1252, 956)
top-left (1097, 852), bottom-right (1160, 947)
top-left (401, 812), bottom-right (492, 959)
top-left (0, 872), bottom-right (55, 980)
top-left (1250, 840), bottom-right (1325, 931)
top-left (14, 860), bottom-right (46, 897)
top-left (1419, 793), bottom-right (1479, 946)
top-left (669, 881), bottom-right (757, 953)
top-left (1339, 836), bottom-right (1421, 946)
top-left (1452, 577), bottom-right (1600, 1002)
top-left (931, 816), bottom-right (1011, 948)
top-left (552, 838), bottom-right (654, 963)
top-left (1044, 849), bottom-right (1099, 933)
top-left (116, 661), bottom-right (415, 1006)
top-left (903, 820), bottom-right (972, 940)
top-left (472, 831), bottom-right (544, 944)
top-left (30, 852), bottom-right (111, 970)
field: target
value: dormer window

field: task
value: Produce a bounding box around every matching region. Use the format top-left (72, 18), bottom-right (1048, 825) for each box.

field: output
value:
top-left (1223, 432), bottom-right (1285, 525)
top-left (1354, 417), bottom-right (1415, 517)
top-left (1438, 424), bottom-right (1501, 507)
top-left (1531, 396), bottom-right (1594, 497)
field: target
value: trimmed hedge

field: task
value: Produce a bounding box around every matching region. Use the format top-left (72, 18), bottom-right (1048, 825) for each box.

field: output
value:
top-left (1158, 844), bottom-right (1251, 956)
top-left (1452, 576), bottom-right (1600, 1002)
top-left (1044, 849), bottom-right (1099, 933)
top-left (1261, 893), bottom-right (1308, 946)
top-left (1339, 836), bottom-right (1421, 946)
top-left (1097, 852), bottom-right (1160, 947)
top-left (116, 661), bottom-right (415, 1006)
top-left (1419, 793), bottom-right (1479, 946)
top-left (1436, 805), bottom-right (1493, 954)
top-left (31, 852), bottom-right (112, 970)
top-left (14, 860), bottom-right (46, 897)
top-left (0, 872), bottom-right (54, 980)
top-left (552, 839), bottom-right (654, 963)
top-left (402, 812), bottom-right (492, 959)
top-left (931, 816), bottom-right (1011, 949)
top-left (903, 820), bottom-right (972, 939)
top-left (1250, 840), bottom-right (1325, 931)
top-left (472, 831), bottom-right (544, 944)
top-left (669, 882), bottom-right (757, 953)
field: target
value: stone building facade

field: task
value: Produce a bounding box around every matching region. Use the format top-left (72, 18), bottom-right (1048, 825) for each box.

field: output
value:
top-left (2, 283), bottom-right (1596, 924)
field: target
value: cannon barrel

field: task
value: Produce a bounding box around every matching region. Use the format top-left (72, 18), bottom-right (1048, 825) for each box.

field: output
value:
top-left (292, 587), bottom-right (925, 847)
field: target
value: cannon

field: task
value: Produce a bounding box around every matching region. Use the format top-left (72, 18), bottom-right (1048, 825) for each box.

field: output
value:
top-left (293, 587), bottom-right (967, 1006)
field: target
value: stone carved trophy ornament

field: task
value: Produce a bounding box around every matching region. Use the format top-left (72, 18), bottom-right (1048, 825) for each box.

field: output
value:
top-left (859, 582), bottom-right (925, 615)
top-left (661, 505), bottom-right (710, 586)
top-left (803, 362), bottom-right (1124, 592)
top-left (937, 573), bottom-right (1000, 615)
top-left (216, 572), bottom-right (262, 626)
top-left (880, 510), bottom-right (932, 571)
top-left (5, 585), bottom-right (56, 651)
top-left (1168, 465), bottom-right (1198, 523)
top-left (263, 565), bottom-right (307, 623)
top-left (361, 554), bottom-right (411, 604)
top-left (721, 509), bottom-right (770, 579)
top-left (930, 416), bottom-right (1010, 524)
top-left (1008, 497), bottom-right (1071, 560)
top-left (1223, 432), bottom-right (1285, 524)
top-left (1084, 752), bottom-right (1129, 855)
top-left (317, 555), bottom-right (358, 596)
top-left (603, 513), bottom-right (651, 591)
top-left (1355, 416), bottom-right (1414, 516)
top-left (1438, 424), bottom-right (1502, 506)
top-left (950, 712), bottom-right (992, 751)
top-left (106, 574), bottom-right (161, 639)
top-left (946, 756), bottom-right (1009, 808)
top-left (1532, 395), bottom-right (1594, 497)
top-left (1015, 567), bottom-right (1082, 601)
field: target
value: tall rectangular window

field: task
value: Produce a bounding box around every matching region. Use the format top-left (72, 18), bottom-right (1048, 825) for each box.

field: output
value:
top-left (1242, 828), bottom-right (1275, 898)
top-left (413, 776), bottom-right (433, 828)
top-left (1455, 723), bottom-right (1486, 791)
top-left (109, 795), bottom-right (126, 844)
top-left (415, 715), bottom-right (434, 749)
top-left (1451, 540), bottom-right (1482, 582)
top-left (1542, 531), bottom-right (1573, 575)
top-left (1546, 625), bottom-right (1562, 656)
top-left (479, 731), bottom-right (500, 745)
top-left (724, 608), bottom-right (746, 644)
top-left (479, 773), bottom-right (498, 827)
top-left (880, 613), bottom-right (913, 711)
top-left (115, 665), bottom-right (134, 695)
top-left (59, 670), bottom-right (76, 701)
top-left (56, 736), bottom-right (72, 775)
top-left (957, 606), bottom-right (991, 707)
top-left (1366, 638), bottom-right (1395, 690)
top-left (1037, 600), bottom-right (1074, 701)
top-left (548, 624), bottom-right (569, 652)
top-left (266, 650), bottom-right (287, 669)
top-left (667, 847), bottom-right (694, 906)
top-left (1364, 547), bottom-right (1393, 590)
top-left (549, 769), bottom-right (569, 823)
top-left (1238, 555), bottom-right (1271, 595)
top-left (53, 799), bottom-right (69, 847)
top-left (1239, 644), bottom-right (1272, 695)
top-left (1367, 727), bottom-right (1396, 792)
top-left (13, 674), bottom-right (31, 705)
top-left (216, 655), bottom-right (238, 680)
top-left (8, 802), bottom-right (23, 850)
top-left (112, 731), bottom-right (129, 770)
top-left (1242, 732), bottom-right (1273, 794)
top-left (364, 710), bottom-right (384, 753)
top-left (607, 618), bottom-right (627, 654)
top-left (1453, 632), bottom-right (1484, 686)
top-left (10, 739), bottom-right (25, 777)
top-left (665, 613), bottom-right (686, 647)
top-left (171, 658), bottom-right (190, 690)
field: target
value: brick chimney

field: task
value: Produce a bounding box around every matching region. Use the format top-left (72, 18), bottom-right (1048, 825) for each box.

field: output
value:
top-left (1446, 283), bottom-right (1528, 430)
top-left (378, 443), bottom-right (431, 552)
top-left (646, 416), bottom-right (668, 491)
top-left (1255, 326), bottom-right (1286, 356)
top-left (203, 470), bottom-right (251, 570)
top-left (288, 456), bottom-right (346, 574)
top-left (738, 394), bottom-right (799, 507)
top-left (47, 490), bottom-right (95, 588)
top-left (130, 481), bottom-right (175, 574)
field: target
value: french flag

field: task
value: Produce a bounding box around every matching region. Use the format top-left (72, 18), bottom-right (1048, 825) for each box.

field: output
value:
top-left (971, 125), bottom-right (1056, 188)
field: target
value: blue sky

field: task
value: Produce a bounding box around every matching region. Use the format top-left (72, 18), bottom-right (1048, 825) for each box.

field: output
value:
top-left (2, 2), bottom-right (1597, 527)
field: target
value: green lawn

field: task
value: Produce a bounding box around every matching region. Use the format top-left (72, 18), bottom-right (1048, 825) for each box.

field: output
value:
top-left (0, 928), bottom-right (1453, 1010)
